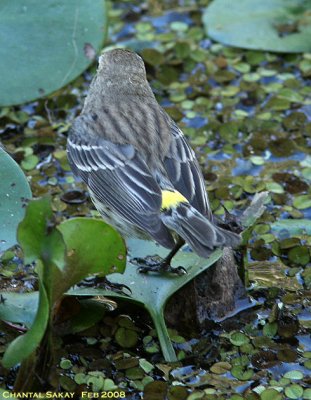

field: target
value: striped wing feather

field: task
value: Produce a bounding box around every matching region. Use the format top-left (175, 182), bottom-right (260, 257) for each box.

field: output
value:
top-left (67, 117), bottom-right (175, 249)
top-left (164, 123), bottom-right (211, 217)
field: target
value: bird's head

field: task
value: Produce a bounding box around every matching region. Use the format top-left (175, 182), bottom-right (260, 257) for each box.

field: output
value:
top-left (98, 48), bottom-right (146, 79)
top-left (93, 48), bottom-right (154, 99)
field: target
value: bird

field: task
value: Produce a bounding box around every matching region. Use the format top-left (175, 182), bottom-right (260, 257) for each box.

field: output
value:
top-left (66, 48), bottom-right (241, 273)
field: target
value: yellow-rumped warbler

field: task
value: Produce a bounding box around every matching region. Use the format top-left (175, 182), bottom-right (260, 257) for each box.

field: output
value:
top-left (67, 49), bottom-right (240, 272)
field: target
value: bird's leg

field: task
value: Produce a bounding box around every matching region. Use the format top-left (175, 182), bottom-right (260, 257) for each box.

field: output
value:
top-left (160, 237), bottom-right (186, 268)
top-left (132, 238), bottom-right (187, 275)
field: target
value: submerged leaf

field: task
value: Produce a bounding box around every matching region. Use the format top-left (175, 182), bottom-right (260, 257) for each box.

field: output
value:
top-left (203, 0), bottom-right (311, 53)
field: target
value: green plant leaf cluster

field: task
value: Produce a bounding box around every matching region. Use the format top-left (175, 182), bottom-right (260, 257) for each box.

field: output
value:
top-left (0, 198), bottom-right (126, 368)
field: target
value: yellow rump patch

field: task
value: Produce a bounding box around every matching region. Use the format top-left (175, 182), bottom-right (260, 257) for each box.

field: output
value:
top-left (161, 190), bottom-right (188, 210)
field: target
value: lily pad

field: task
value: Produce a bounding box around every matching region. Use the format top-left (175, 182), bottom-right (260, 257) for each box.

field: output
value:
top-left (260, 389), bottom-right (282, 400)
top-left (0, 148), bottom-right (31, 252)
top-left (69, 238), bottom-right (223, 362)
top-left (0, 292), bottom-right (38, 328)
top-left (271, 219), bottom-right (311, 236)
top-left (229, 332), bottom-right (250, 346)
top-left (231, 365), bottom-right (254, 380)
top-left (203, 0), bottom-right (311, 53)
top-left (0, 0), bottom-right (107, 106)
top-left (285, 384), bottom-right (304, 399)
top-left (283, 370), bottom-right (304, 380)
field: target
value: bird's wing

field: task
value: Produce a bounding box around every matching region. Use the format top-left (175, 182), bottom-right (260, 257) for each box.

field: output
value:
top-left (164, 122), bottom-right (211, 217)
top-left (67, 121), bottom-right (175, 249)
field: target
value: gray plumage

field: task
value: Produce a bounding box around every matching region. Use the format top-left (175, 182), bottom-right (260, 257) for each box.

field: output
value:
top-left (67, 48), bottom-right (240, 258)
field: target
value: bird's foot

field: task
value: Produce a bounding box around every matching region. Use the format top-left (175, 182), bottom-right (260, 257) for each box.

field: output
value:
top-left (131, 256), bottom-right (187, 276)
top-left (81, 276), bottom-right (131, 295)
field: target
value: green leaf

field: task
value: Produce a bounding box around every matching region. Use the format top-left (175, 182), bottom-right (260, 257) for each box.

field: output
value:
top-left (87, 375), bottom-right (104, 391)
top-left (17, 197), bottom-right (65, 269)
top-left (69, 238), bottom-right (223, 362)
top-left (231, 365), bottom-right (254, 380)
top-left (1, 198), bottom-right (66, 366)
top-left (103, 379), bottom-right (118, 391)
top-left (260, 389), bottom-right (282, 400)
top-left (19, 200), bottom-right (126, 303)
top-left (203, 0), bottom-right (311, 53)
top-left (263, 322), bottom-right (278, 337)
top-left (2, 211), bottom-right (126, 367)
top-left (0, 0), bottom-right (107, 106)
top-left (60, 359), bottom-right (73, 370)
top-left (139, 359), bottom-right (154, 374)
top-left (229, 332), bottom-right (250, 346)
top-left (0, 148), bottom-right (31, 252)
top-left (21, 154), bottom-right (39, 171)
top-left (283, 370), bottom-right (304, 380)
top-left (0, 292), bottom-right (38, 328)
top-left (271, 219), bottom-right (311, 236)
top-left (288, 246), bottom-right (310, 266)
top-left (2, 264), bottom-right (49, 368)
top-left (69, 299), bottom-right (107, 334)
top-left (293, 195), bottom-right (311, 210)
top-left (115, 327), bottom-right (139, 348)
top-left (210, 361), bottom-right (232, 374)
top-left (265, 182), bottom-right (284, 194)
top-left (278, 88), bottom-right (304, 103)
top-left (285, 384), bottom-right (304, 399)
top-left (55, 218), bottom-right (126, 301)
top-left (0, 294), bottom-right (109, 335)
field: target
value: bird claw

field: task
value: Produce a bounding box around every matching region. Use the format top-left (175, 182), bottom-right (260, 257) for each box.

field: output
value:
top-left (131, 256), bottom-right (187, 276)
top-left (102, 279), bottom-right (132, 295)
top-left (170, 265), bottom-right (187, 275)
top-left (81, 276), bottom-right (131, 295)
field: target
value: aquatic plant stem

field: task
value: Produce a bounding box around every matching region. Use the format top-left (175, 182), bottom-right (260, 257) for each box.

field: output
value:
top-left (149, 308), bottom-right (177, 362)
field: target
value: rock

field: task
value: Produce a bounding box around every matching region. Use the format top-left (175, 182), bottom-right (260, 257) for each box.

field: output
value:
top-left (165, 248), bottom-right (245, 331)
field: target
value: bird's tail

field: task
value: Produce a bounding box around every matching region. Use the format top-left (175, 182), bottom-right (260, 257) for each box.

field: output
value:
top-left (161, 203), bottom-right (241, 258)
